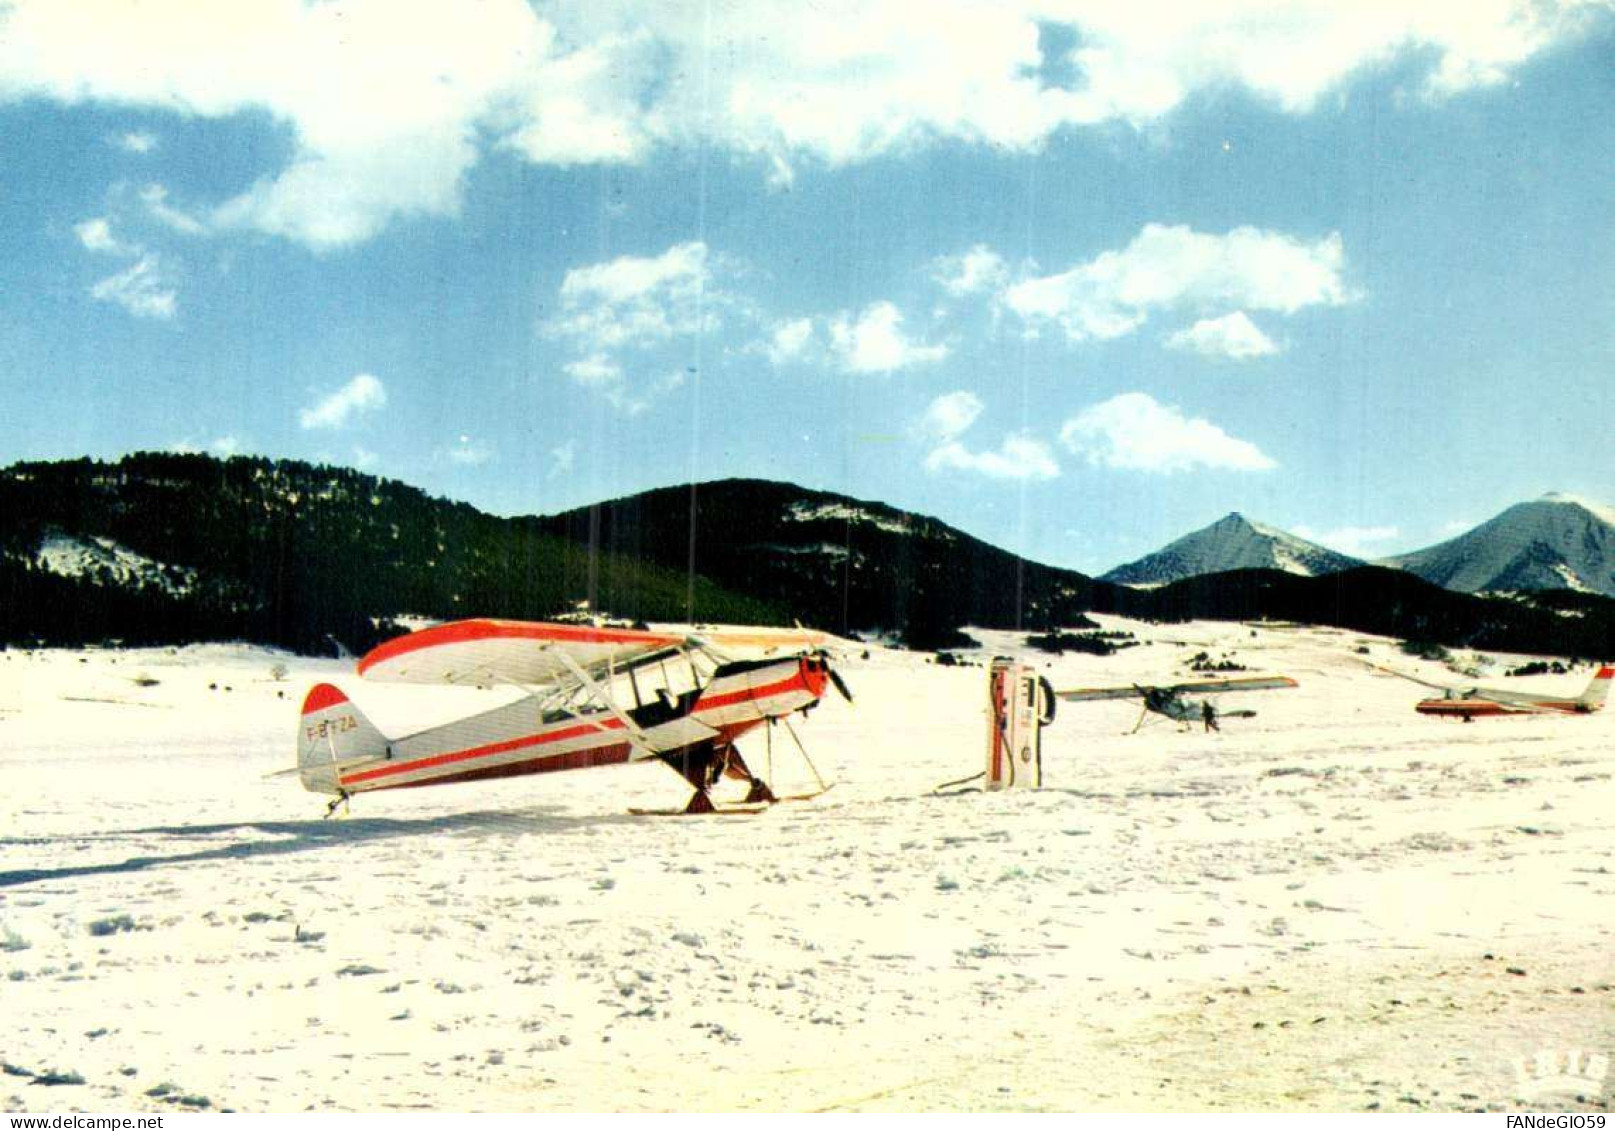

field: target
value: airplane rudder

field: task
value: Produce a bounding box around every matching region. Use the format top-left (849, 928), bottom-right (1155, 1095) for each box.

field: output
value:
top-left (297, 683), bottom-right (387, 794)
top-left (1580, 665), bottom-right (1614, 709)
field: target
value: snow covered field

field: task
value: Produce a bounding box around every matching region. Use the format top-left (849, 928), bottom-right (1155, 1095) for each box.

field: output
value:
top-left (1, 619), bottom-right (1610, 1112)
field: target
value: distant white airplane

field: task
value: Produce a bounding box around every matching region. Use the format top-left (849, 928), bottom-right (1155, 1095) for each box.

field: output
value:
top-left (1054, 674), bottom-right (1297, 732)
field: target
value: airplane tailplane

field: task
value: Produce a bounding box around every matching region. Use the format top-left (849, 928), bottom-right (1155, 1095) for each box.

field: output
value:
top-left (1578, 666), bottom-right (1614, 711)
top-left (297, 684), bottom-right (390, 795)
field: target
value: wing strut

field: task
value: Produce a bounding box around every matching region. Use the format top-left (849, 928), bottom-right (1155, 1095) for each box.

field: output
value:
top-left (780, 716), bottom-right (830, 795)
top-left (547, 646), bottom-right (657, 761)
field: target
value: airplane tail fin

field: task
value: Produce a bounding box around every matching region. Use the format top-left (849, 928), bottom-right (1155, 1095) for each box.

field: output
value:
top-left (1578, 666), bottom-right (1614, 712)
top-left (296, 684), bottom-right (390, 795)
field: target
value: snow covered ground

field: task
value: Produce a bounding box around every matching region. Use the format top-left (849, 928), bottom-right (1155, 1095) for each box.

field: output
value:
top-left (1, 619), bottom-right (1610, 1112)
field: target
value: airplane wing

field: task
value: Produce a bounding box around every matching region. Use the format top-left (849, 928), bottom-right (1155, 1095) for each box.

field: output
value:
top-left (1365, 662), bottom-right (1469, 694)
top-left (1053, 684), bottom-right (1147, 703)
top-left (1165, 675), bottom-right (1299, 695)
top-left (357, 619), bottom-right (685, 687)
top-left (693, 626), bottom-right (832, 651)
top-left (1056, 674), bottom-right (1297, 702)
top-left (1457, 688), bottom-right (1558, 711)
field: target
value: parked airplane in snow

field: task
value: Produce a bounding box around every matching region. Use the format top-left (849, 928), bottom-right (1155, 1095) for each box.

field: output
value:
top-left (1372, 662), bottom-right (1613, 721)
top-left (1054, 674), bottom-right (1298, 732)
top-left (289, 619), bottom-right (849, 815)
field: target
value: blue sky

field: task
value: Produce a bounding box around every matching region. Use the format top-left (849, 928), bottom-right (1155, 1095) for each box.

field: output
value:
top-left (2, 1), bottom-right (1612, 574)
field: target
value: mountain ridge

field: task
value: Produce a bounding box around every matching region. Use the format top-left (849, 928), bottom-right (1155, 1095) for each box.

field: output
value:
top-left (532, 477), bottom-right (1109, 646)
top-left (1381, 493), bottom-right (1615, 597)
top-left (1103, 512), bottom-right (1365, 585)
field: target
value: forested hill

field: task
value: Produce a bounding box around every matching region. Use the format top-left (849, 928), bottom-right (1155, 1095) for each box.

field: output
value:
top-left (0, 454), bottom-right (782, 653)
top-left (537, 478), bottom-right (1111, 647)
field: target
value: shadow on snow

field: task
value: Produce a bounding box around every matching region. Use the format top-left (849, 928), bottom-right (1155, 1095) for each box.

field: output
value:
top-left (0, 806), bottom-right (646, 889)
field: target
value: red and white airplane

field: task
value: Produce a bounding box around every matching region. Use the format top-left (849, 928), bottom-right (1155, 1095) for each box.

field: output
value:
top-left (293, 619), bottom-right (849, 814)
top-left (1373, 662), bottom-right (1613, 721)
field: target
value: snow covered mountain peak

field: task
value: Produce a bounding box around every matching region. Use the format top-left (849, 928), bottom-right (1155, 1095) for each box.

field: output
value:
top-left (1536, 491), bottom-right (1615, 526)
top-left (1382, 494), bottom-right (1615, 597)
top-left (1102, 512), bottom-right (1365, 586)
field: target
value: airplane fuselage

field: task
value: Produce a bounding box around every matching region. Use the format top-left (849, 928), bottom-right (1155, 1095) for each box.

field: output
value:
top-left (1414, 695), bottom-right (1592, 720)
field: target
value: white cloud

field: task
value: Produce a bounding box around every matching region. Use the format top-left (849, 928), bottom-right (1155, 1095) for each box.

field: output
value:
top-left (1, 1), bottom-right (1600, 247)
top-left (0, 0), bottom-right (553, 249)
top-left (829, 301), bottom-right (948, 374)
top-left (75, 217), bottom-right (129, 255)
top-left (1166, 311), bottom-right (1280, 359)
top-left (561, 356), bottom-right (684, 415)
top-left (351, 445), bottom-right (378, 470)
top-left (918, 390), bottom-right (984, 441)
top-left (1006, 224), bottom-right (1352, 342)
top-left (77, 211), bottom-right (186, 318)
top-left (917, 390), bottom-right (1057, 480)
top-left (89, 254), bottom-right (177, 319)
top-left (1292, 523), bottom-right (1399, 558)
top-left (498, 32), bottom-right (657, 167)
top-left (925, 433), bottom-right (1059, 481)
top-left (211, 137), bottom-right (476, 249)
top-left (1058, 392), bottom-right (1276, 473)
top-left (1030, 2), bottom-right (1601, 124)
top-left (590, 2), bottom-right (1600, 173)
top-left (764, 152), bottom-right (796, 191)
top-left (116, 130), bottom-right (156, 153)
top-left (931, 244), bottom-right (1008, 297)
top-left (560, 240), bottom-right (706, 307)
top-left (763, 317), bottom-right (815, 366)
top-left (445, 434), bottom-right (492, 466)
top-left (563, 355), bottom-right (623, 386)
top-left (547, 241), bottom-right (720, 353)
top-left (140, 184), bottom-right (206, 235)
top-left (170, 434), bottom-right (244, 457)
top-left (299, 373), bottom-right (387, 430)
top-left (603, 369), bottom-right (686, 416)
top-left (546, 245), bottom-right (716, 412)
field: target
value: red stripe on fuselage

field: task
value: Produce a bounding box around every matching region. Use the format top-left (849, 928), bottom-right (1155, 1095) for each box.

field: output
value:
top-left (1416, 698), bottom-right (1584, 718)
top-left (693, 665), bottom-right (820, 715)
top-left (378, 742), bottom-right (635, 790)
top-left (1416, 699), bottom-right (1513, 718)
top-left (341, 716), bottom-right (628, 786)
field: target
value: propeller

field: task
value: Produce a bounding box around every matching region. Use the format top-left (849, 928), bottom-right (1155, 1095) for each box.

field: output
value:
top-left (812, 650), bottom-right (855, 703)
top-left (827, 666), bottom-right (854, 704)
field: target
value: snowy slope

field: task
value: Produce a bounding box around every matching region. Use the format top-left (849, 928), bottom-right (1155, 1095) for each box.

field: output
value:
top-left (1382, 493), bottom-right (1615, 597)
top-left (34, 532), bottom-right (201, 598)
top-left (1102, 513), bottom-right (1365, 586)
